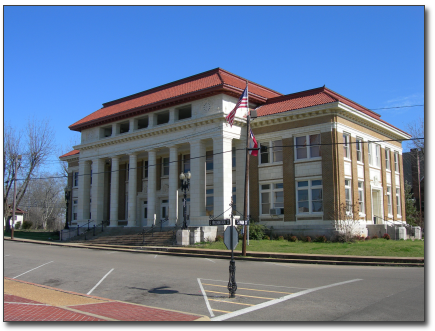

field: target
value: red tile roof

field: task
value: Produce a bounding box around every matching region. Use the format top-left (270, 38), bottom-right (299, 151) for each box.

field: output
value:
top-left (256, 86), bottom-right (410, 136)
top-left (69, 68), bottom-right (282, 131)
top-left (59, 150), bottom-right (80, 159)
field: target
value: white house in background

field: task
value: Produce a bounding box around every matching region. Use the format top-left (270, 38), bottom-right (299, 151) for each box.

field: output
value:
top-left (60, 68), bottom-right (411, 242)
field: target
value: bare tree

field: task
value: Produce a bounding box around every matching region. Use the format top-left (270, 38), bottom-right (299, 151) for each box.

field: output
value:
top-left (331, 202), bottom-right (364, 242)
top-left (3, 118), bottom-right (55, 230)
top-left (57, 136), bottom-right (80, 177)
top-left (407, 117), bottom-right (424, 159)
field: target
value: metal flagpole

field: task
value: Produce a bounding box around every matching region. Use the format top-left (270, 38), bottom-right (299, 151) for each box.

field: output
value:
top-left (242, 82), bottom-right (249, 256)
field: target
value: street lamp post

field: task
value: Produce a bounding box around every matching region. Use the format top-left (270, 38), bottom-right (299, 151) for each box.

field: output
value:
top-left (64, 186), bottom-right (71, 229)
top-left (179, 171), bottom-right (191, 229)
top-left (11, 155), bottom-right (22, 240)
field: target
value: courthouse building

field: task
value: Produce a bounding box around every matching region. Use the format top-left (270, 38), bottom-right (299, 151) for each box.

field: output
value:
top-left (60, 68), bottom-right (411, 241)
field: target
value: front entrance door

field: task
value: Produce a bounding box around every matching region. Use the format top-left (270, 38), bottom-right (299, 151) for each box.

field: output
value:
top-left (161, 199), bottom-right (169, 226)
top-left (142, 200), bottom-right (148, 226)
top-left (371, 189), bottom-right (383, 224)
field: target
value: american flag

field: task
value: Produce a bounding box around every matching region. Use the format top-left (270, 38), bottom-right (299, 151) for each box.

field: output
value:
top-left (249, 128), bottom-right (258, 156)
top-left (226, 86), bottom-right (248, 127)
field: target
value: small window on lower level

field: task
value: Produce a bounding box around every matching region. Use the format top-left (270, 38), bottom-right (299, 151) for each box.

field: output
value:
top-left (177, 105), bottom-right (192, 120)
top-left (157, 111), bottom-right (170, 125)
top-left (137, 117), bottom-right (148, 130)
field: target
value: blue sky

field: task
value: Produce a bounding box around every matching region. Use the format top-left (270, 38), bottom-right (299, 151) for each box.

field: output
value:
top-left (3, 5), bottom-right (425, 173)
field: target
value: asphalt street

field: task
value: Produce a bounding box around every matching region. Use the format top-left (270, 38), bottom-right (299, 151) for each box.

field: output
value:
top-left (3, 240), bottom-right (425, 322)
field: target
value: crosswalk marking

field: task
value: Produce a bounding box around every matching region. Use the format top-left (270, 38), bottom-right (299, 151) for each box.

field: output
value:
top-left (205, 290), bottom-right (275, 300)
top-left (202, 283), bottom-right (293, 295)
top-left (208, 299), bottom-right (254, 306)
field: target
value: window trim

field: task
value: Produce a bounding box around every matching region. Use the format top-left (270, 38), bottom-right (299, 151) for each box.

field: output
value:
top-left (296, 178), bottom-right (323, 215)
top-left (356, 137), bottom-right (363, 163)
top-left (344, 178), bottom-right (352, 214)
top-left (394, 152), bottom-right (399, 173)
top-left (385, 148), bottom-right (391, 171)
top-left (386, 185), bottom-right (392, 216)
top-left (396, 187), bottom-right (401, 217)
top-left (73, 171), bottom-right (79, 187)
top-left (162, 157), bottom-right (169, 177)
top-left (343, 133), bottom-right (351, 160)
top-left (258, 140), bottom-right (283, 165)
top-left (358, 181), bottom-right (365, 216)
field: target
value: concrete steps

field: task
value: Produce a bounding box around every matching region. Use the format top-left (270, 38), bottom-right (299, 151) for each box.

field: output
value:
top-left (85, 231), bottom-right (175, 246)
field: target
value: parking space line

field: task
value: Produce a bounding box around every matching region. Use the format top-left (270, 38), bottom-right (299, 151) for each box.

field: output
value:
top-left (211, 278), bottom-right (363, 321)
top-left (208, 299), bottom-right (254, 306)
top-left (12, 261), bottom-right (54, 279)
top-left (205, 290), bottom-right (275, 300)
top-left (197, 278), bottom-right (214, 318)
top-left (212, 309), bottom-right (231, 313)
top-left (205, 258), bottom-right (215, 263)
top-left (201, 278), bottom-right (308, 290)
top-left (87, 268), bottom-right (114, 295)
top-left (202, 283), bottom-right (293, 295)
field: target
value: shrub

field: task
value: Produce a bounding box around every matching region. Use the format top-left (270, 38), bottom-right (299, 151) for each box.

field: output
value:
top-left (263, 235), bottom-right (270, 240)
top-left (365, 236), bottom-right (371, 241)
top-left (278, 236), bottom-right (285, 241)
top-left (314, 235), bottom-right (327, 243)
top-left (383, 233), bottom-right (391, 240)
top-left (305, 236), bottom-right (312, 242)
top-left (249, 223), bottom-right (266, 240)
top-left (289, 235), bottom-right (298, 242)
top-left (215, 235), bottom-right (223, 242)
top-left (22, 221), bottom-right (33, 230)
top-left (14, 221), bottom-right (21, 230)
top-left (372, 235), bottom-right (378, 239)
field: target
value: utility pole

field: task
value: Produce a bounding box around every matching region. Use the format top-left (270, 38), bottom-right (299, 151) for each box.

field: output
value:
top-left (242, 82), bottom-right (250, 256)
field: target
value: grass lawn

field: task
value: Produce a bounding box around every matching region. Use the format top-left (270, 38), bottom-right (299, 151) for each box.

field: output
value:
top-left (4, 230), bottom-right (60, 241)
top-left (191, 239), bottom-right (424, 258)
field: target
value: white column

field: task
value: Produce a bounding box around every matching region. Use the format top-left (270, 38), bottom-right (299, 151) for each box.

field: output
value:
top-left (110, 156), bottom-right (120, 225)
top-left (78, 160), bottom-right (91, 223)
top-left (235, 138), bottom-right (247, 217)
top-left (169, 146), bottom-right (179, 226)
top-left (189, 139), bottom-right (206, 225)
top-left (147, 150), bottom-right (157, 226)
top-left (213, 136), bottom-right (233, 220)
top-left (91, 158), bottom-right (105, 222)
top-left (127, 153), bottom-right (138, 226)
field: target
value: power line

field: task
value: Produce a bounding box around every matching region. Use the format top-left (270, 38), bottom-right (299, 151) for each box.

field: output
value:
top-left (10, 136), bottom-right (424, 182)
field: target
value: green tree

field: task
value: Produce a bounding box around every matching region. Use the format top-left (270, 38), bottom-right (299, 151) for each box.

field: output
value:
top-left (405, 181), bottom-right (421, 227)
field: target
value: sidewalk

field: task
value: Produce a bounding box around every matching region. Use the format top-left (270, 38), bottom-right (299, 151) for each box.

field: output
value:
top-left (4, 277), bottom-right (209, 322)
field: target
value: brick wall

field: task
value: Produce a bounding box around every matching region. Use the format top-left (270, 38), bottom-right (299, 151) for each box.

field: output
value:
top-left (321, 129), bottom-right (338, 221)
top-left (249, 154), bottom-right (259, 221)
top-left (282, 137), bottom-right (295, 222)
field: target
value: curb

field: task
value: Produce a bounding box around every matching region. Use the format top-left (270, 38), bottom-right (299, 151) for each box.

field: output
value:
top-left (4, 237), bottom-right (424, 267)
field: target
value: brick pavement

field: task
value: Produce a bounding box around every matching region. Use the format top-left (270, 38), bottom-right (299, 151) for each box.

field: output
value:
top-left (4, 277), bottom-right (209, 322)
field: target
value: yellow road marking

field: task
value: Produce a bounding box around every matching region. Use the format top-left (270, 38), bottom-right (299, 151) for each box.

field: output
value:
top-left (208, 299), bottom-right (254, 306)
top-left (205, 290), bottom-right (275, 300)
top-left (202, 283), bottom-right (293, 295)
top-left (212, 309), bottom-right (232, 313)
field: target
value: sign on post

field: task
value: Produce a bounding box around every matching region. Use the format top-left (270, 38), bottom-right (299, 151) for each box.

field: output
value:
top-left (224, 226), bottom-right (239, 250)
top-left (235, 219), bottom-right (249, 226)
top-left (209, 219), bottom-right (230, 226)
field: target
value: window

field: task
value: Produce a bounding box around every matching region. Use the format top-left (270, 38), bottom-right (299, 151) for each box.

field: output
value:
top-left (143, 161), bottom-right (148, 178)
top-left (137, 117), bottom-right (148, 130)
top-left (369, 143), bottom-right (380, 167)
top-left (126, 163), bottom-right (129, 180)
top-left (100, 126), bottom-right (112, 138)
top-left (295, 134), bottom-right (321, 160)
top-left (73, 172), bottom-right (79, 187)
top-left (343, 134), bottom-right (350, 159)
top-left (345, 179), bottom-right (352, 213)
top-left (387, 186), bottom-right (392, 215)
top-left (385, 148), bottom-right (391, 170)
top-left (143, 201), bottom-right (148, 219)
top-left (177, 105), bottom-right (192, 120)
top-left (232, 147), bottom-right (236, 168)
top-left (90, 169), bottom-right (93, 185)
top-left (206, 151), bottom-right (213, 171)
top-left (206, 189), bottom-right (214, 216)
top-left (396, 188), bottom-right (401, 216)
top-left (119, 121), bottom-right (129, 134)
top-left (297, 180), bottom-right (323, 214)
top-left (183, 154), bottom-right (190, 173)
top-left (356, 137), bottom-right (363, 162)
top-left (259, 140), bottom-right (283, 164)
top-left (162, 157), bottom-right (169, 176)
top-left (232, 186), bottom-right (236, 212)
top-left (157, 111), bottom-right (170, 125)
top-left (394, 152), bottom-right (399, 172)
top-left (260, 183), bottom-right (284, 215)
top-left (358, 181), bottom-right (364, 214)
top-left (72, 199), bottom-right (78, 221)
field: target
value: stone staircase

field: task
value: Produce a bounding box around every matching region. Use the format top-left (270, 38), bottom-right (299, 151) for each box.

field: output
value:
top-left (68, 226), bottom-right (177, 247)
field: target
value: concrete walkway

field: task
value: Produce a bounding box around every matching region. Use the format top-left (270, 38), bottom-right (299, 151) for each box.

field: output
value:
top-left (4, 277), bottom-right (209, 322)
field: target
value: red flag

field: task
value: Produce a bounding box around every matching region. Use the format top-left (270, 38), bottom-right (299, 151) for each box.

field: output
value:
top-left (249, 129), bottom-right (258, 156)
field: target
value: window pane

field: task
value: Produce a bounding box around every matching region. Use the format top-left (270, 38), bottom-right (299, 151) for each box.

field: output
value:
top-left (311, 188), bottom-right (322, 200)
top-left (206, 151), bottom-right (213, 170)
top-left (261, 192), bottom-right (270, 214)
top-left (261, 192), bottom-right (270, 203)
top-left (298, 189), bottom-right (308, 201)
top-left (312, 201), bottom-right (323, 212)
top-left (296, 136), bottom-right (307, 159)
top-left (261, 184), bottom-right (270, 190)
top-left (298, 201), bottom-right (309, 213)
top-left (298, 181), bottom-right (308, 187)
top-left (275, 183), bottom-right (283, 189)
top-left (310, 146), bottom-right (320, 158)
top-left (312, 180), bottom-right (322, 186)
top-left (297, 148), bottom-right (308, 159)
top-left (260, 144), bottom-right (269, 164)
top-left (275, 191), bottom-right (284, 204)
top-left (206, 189), bottom-right (214, 194)
top-left (184, 154), bottom-right (190, 173)
top-left (273, 140), bottom-right (283, 162)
